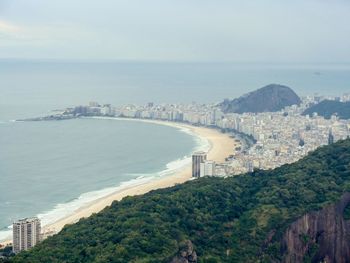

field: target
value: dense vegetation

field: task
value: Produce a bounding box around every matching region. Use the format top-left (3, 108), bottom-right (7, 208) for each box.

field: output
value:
top-left (9, 139), bottom-right (350, 262)
top-left (303, 100), bottom-right (350, 119)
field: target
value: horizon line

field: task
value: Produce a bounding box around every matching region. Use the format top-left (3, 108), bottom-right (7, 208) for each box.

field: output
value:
top-left (0, 57), bottom-right (350, 65)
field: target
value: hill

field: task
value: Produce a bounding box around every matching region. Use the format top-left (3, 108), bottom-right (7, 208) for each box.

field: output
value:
top-left (303, 100), bottom-right (350, 119)
top-left (8, 139), bottom-right (350, 263)
top-left (219, 84), bottom-right (301, 113)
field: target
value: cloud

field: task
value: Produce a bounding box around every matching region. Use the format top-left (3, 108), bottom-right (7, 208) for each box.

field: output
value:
top-left (0, 20), bottom-right (19, 33)
top-left (0, 1), bottom-right (349, 62)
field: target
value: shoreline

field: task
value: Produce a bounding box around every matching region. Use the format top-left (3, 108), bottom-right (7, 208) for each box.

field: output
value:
top-left (0, 118), bottom-right (236, 247)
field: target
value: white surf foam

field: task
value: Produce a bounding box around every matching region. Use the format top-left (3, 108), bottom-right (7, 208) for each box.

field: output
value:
top-left (0, 118), bottom-right (211, 242)
top-left (0, 176), bottom-right (156, 242)
top-left (0, 229), bottom-right (12, 243)
top-left (37, 176), bottom-right (155, 227)
top-left (177, 126), bottom-right (211, 152)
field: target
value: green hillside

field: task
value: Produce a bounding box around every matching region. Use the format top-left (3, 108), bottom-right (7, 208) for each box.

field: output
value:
top-left (9, 139), bottom-right (350, 263)
top-left (303, 100), bottom-right (350, 119)
top-left (219, 84), bottom-right (301, 113)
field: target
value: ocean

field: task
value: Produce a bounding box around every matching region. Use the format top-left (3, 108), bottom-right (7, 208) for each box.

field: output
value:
top-left (0, 60), bottom-right (349, 241)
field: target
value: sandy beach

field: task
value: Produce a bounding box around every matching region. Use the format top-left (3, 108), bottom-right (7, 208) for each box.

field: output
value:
top-left (0, 119), bottom-right (236, 247)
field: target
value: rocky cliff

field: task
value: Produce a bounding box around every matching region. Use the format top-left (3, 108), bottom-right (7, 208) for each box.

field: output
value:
top-left (171, 240), bottom-right (197, 263)
top-left (282, 193), bottom-right (350, 263)
top-left (219, 84), bottom-right (301, 113)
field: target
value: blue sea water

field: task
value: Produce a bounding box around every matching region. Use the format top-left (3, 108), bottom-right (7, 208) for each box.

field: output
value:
top-left (0, 60), bottom-right (349, 241)
top-left (0, 118), bottom-right (205, 240)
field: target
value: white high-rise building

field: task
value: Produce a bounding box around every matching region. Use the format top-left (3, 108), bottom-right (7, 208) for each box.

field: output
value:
top-left (192, 151), bottom-right (207, 177)
top-left (13, 217), bottom-right (41, 254)
top-left (200, 161), bottom-right (216, 177)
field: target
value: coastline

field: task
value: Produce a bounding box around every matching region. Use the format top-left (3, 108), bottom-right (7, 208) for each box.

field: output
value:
top-left (0, 118), bottom-right (236, 247)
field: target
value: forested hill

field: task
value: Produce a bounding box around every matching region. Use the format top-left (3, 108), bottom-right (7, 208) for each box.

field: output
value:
top-left (219, 84), bottom-right (301, 113)
top-left (9, 139), bottom-right (350, 263)
top-left (303, 100), bottom-right (350, 119)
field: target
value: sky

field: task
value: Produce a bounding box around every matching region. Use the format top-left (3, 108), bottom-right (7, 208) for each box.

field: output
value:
top-left (0, 0), bottom-right (349, 63)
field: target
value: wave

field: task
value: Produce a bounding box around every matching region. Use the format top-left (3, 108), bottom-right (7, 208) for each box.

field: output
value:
top-left (0, 119), bottom-right (210, 242)
top-left (0, 176), bottom-right (156, 242)
top-left (126, 155), bottom-right (192, 179)
top-left (179, 127), bottom-right (211, 153)
top-left (0, 120), bottom-right (18, 125)
top-left (0, 230), bottom-right (11, 243)
top-left (36, 176), bottom-right (156, 227)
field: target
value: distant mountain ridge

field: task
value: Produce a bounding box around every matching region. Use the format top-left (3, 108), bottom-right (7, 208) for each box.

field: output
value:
top-left (219, 84), bottom-right (301, 113)
top-left (303, 100), bottom-right (350, 119)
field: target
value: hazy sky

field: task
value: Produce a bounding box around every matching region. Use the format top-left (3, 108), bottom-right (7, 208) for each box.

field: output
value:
top-left (0, 0), bottom-right (349, 62)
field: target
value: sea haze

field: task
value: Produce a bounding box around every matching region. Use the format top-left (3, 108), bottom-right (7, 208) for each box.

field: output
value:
top-left (1, 61), bottom-right (350, 120)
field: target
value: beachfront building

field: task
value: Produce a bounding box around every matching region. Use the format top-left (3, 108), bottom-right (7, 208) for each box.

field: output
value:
top-left (192, 151), bottom-right (207, 177)
top-left (200, 160), bottom-right (216, 177)
top-left (13, 217), bottom-right (41, 254)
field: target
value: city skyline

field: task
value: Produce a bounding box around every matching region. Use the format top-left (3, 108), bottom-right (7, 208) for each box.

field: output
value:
top-left (17, 90), bottom-right (350, 178)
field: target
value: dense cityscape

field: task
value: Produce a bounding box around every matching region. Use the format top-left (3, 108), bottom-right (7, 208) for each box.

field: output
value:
top-left (6, 90), bottom-right (349, 258)
top-left (47, 93), bottom-right (350, 177)
top-left (2, 0), bottom-right (350, 261)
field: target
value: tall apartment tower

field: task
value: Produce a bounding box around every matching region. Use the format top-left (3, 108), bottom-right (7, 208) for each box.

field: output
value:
top-left (13, 217), bottom-right (41, 254)
top-left (328, 129), bottom-right (334, 145)
top-left (200, 160), bottom-right (216, 177)
top-left (192, 151), bottom-right (207, 178)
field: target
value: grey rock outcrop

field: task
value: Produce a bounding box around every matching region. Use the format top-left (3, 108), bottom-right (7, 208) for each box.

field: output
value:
top-left (171, 240), bottom-right (197, 263)
top-left (282, 193), bottom-right (350, 263)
